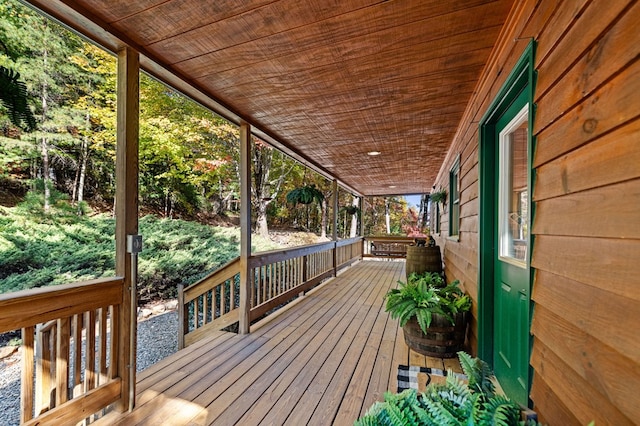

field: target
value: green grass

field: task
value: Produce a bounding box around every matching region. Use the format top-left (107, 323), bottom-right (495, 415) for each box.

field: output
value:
top-left (0, 205), bottom-right (281, 303)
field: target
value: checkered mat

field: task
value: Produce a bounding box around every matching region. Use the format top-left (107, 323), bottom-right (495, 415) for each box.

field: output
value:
top-left (397, 365), bottom-right (467, 393)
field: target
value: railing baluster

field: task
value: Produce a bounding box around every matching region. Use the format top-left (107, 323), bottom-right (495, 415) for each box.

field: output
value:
top-left (220, 282), bottom-right (226, 316)
top-left (98, 307), bottom-right (108, 386)
top-left (21, 326), bottom-right (35, 423)
top-left (84, 310), bottom-right (96, 393)
top-left (203, 291), bottom-right (209, 325)
top-left (73, 314), bottom-right (83, 398)
top-left (194, 296), bottom-right (200, 329)
top-left (1, 277), bottom-right (126, 425)
top-left (109, 304), bottom-right (119, 380)
top-left (56, 316), bottom-right (70, 405)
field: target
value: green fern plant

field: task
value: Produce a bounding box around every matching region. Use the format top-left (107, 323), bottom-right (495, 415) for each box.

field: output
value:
top-left (384, 272), bottom-right (471, 334)
top-left (285, 184), bottom-right (324, 205)
top-left (0, 65), bottom-right (36, 131)
top-left (355, 352), bottom-right (541, 426)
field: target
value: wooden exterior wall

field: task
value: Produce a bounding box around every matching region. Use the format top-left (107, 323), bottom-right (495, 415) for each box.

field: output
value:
top-left (431, 0), bottom-right (640, 424)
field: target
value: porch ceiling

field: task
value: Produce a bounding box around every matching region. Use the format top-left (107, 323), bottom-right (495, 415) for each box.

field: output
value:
top-left (27, 0), bottom-right (514, 196)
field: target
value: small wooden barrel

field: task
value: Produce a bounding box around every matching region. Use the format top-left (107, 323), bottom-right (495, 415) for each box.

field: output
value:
top-left (402, 313), bottom-right (467, 358)
top-left (405, 245), bottom-right (442, 279)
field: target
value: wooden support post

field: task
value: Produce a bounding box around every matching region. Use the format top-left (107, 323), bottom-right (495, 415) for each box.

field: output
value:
top-left (358, 196), bottom-right (364, 259)
top-left (115, 46), bottom-right (139, 412)
top-left (239, 121), bottom-right (252, 334)
top-left (332, 180), bottom-right (338, 276)
top-left (21, 326), bottom-right (34, 423)
top-left (177, 284), bottom-right (185, 349)
top-left (358, 196), bottom-right (364, 237)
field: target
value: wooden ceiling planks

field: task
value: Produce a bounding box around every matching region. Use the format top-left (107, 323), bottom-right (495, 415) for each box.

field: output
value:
top-left (38, 0), bottom-right (514, 196)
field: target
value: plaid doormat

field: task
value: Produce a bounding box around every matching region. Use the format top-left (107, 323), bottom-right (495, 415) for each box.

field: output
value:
top-left (397, 365), bottom-right (467, 393)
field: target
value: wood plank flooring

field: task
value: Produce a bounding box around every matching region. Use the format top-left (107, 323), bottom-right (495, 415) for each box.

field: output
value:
top-left (98, 260), bottom-right (462, 425)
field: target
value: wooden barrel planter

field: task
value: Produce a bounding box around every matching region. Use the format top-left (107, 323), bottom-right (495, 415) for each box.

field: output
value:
top-left (402, 312), bottom-right (468, 358)
top-left (405, 245), bottom-right (442, 279)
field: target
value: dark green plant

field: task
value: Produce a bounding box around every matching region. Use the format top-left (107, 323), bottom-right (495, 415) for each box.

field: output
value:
top-left (342, 205), bottom-right (359, 215)
top-left (385, 272), bottom-right (471, 334)
top-left (0, 65), bottom-right (36, 131)
top-left (355, 352), bottom-right (540, 426)
top-left (285, 184), bottom-right (324, 205)
top-left (430, 189), bottom-right (447, 205)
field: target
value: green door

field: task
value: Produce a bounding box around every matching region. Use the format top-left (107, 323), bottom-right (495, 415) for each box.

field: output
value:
top-left (492, 87), bottom-right (530, 405)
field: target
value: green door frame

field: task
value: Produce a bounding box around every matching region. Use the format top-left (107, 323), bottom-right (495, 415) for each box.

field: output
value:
top-left (478, 40), bottom-right (537, 396)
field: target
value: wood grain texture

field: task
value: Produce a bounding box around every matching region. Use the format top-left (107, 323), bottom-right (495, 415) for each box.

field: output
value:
top-left (23, 379), bottom-right (122, 426)
top-left (21, 326), bottom-right (35, 423)
top-left (532, 235), bottom-right (640, 301)
top-left (531, 305), bottom-right (640, 421)
top-left (530, 373), bottom-right (580, 426)
top-left (533, 179), bottom-right (640, 238)
top-left (534, 118), bottom-right (640, 201)
top-left (535, 0), bottom-right (638, 129)
top-left (534, 58), bottom-right (640, 168)
top-left (89, 261), bottom-right (461, 426)
top-left (532, 269), bottom-right (640, 365)
top-left (0, 277), bottom-right (123, 332)
top-left (531, 339), bottom-right (633, 425)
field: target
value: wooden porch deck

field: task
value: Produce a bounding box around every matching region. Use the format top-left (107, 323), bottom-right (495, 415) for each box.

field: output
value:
top-left (99, 260), bottom-right (462, 425)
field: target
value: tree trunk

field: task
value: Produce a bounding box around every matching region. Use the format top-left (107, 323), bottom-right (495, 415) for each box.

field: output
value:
top-left (256, 200), bottom-right (269, 238)
top-left (41, 136), bottom-right (50, 213)
top-left (76, 134), bottom-right (88, 215)
top-left (252, 142), bottom-right (272, 238)
top-left (385, 197), bottom-right (391, 234)
top-left (349, 196), bottom-right (358, 237)
top-left (320, 196), bottom-right (328, 239)
top-left (41, 46), bottom-right (50, 213)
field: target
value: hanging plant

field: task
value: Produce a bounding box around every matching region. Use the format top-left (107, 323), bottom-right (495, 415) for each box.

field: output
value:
top-left (429, 189), bottom-right (447, 205)
top-left (286, 184), bottom-right (324, 205)
top-left (342, 205), bottom-right (359, 215)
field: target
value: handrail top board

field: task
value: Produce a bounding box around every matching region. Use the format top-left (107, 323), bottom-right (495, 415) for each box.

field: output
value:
top-left (0, 276), bottom-right (124, 332)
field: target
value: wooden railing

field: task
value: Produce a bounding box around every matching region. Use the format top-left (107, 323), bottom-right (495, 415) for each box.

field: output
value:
top-left (0, 277), bottom-right (125, 425)
top-left (362, 236), bottom-right (415, 258)
top-left (178, 237), bottom-right (363, 347)
top-left (178, 257), bottom-right (241, 348)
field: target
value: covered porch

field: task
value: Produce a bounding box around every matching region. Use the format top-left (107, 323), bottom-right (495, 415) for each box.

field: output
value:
top-left (1, 0), bottom-right (637, 424)
top-left (96, 260), bottom-right (462, 425)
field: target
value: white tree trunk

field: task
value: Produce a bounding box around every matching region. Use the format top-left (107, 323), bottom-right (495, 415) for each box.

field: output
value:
top-left (385, 198), bottom-right (391, 234)
top-left (349, 196), bottom-right (358, 237)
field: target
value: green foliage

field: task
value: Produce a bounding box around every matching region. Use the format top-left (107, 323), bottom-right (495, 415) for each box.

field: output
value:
top-left (0, 205), bottom-right (280, 301)
top-left (0, 65), bottom-right (35, 130)
top-left (384, 272), bottom-right (471, 334)
top-left (286, 184), bottom-right (324, 205)
top-left (430, 189), bottom-right (447, 204)
top-left (355, 352), bottom-right (540, 426)
top-left (458, 350), bottom-right (496, 398)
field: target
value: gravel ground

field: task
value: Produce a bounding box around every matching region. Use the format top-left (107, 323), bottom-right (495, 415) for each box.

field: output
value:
top-left (0, 310), bottom-right (178, 426)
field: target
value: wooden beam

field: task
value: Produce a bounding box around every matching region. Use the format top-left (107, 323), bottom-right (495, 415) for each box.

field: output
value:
top-left (239, 121), bottom-right (252, 334)
top-left (115, 46), bottom-right (139, 412)
top-left (332, 180), bottom-right (338, 276)
top-left (358, 196), bottom-right (363, 237)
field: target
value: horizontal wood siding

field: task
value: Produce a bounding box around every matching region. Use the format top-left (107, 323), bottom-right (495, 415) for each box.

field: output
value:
top-left (432, 0), bottom-right (640, 423)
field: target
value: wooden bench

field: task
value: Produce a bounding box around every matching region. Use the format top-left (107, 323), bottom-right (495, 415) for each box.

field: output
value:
top-left (370, 241), bottom-right (408, 257)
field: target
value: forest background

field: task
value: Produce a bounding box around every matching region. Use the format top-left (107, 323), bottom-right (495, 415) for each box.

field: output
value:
top-left (0, 0), bottom-right (428, 301)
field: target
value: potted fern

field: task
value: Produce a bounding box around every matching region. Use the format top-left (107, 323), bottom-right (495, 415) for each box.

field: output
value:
top-left (385, 272), bottom-right (471, 357)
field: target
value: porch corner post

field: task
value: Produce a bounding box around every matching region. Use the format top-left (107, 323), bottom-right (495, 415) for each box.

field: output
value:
top-left (332, 179), bottom-right (338, 275)
top-left (115, 46), bottom-right (139, 412)
top-left (239, 121), bottom-right (252, 334)
top-left (358, 196), bottom-right (364, 258)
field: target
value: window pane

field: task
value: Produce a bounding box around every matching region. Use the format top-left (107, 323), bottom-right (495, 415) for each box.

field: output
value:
top-left (499, 106), bottom-right (528, 263)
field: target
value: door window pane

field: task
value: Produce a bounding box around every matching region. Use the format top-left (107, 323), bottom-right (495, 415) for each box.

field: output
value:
top-left (498, 105), bottom-right (528, 264)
